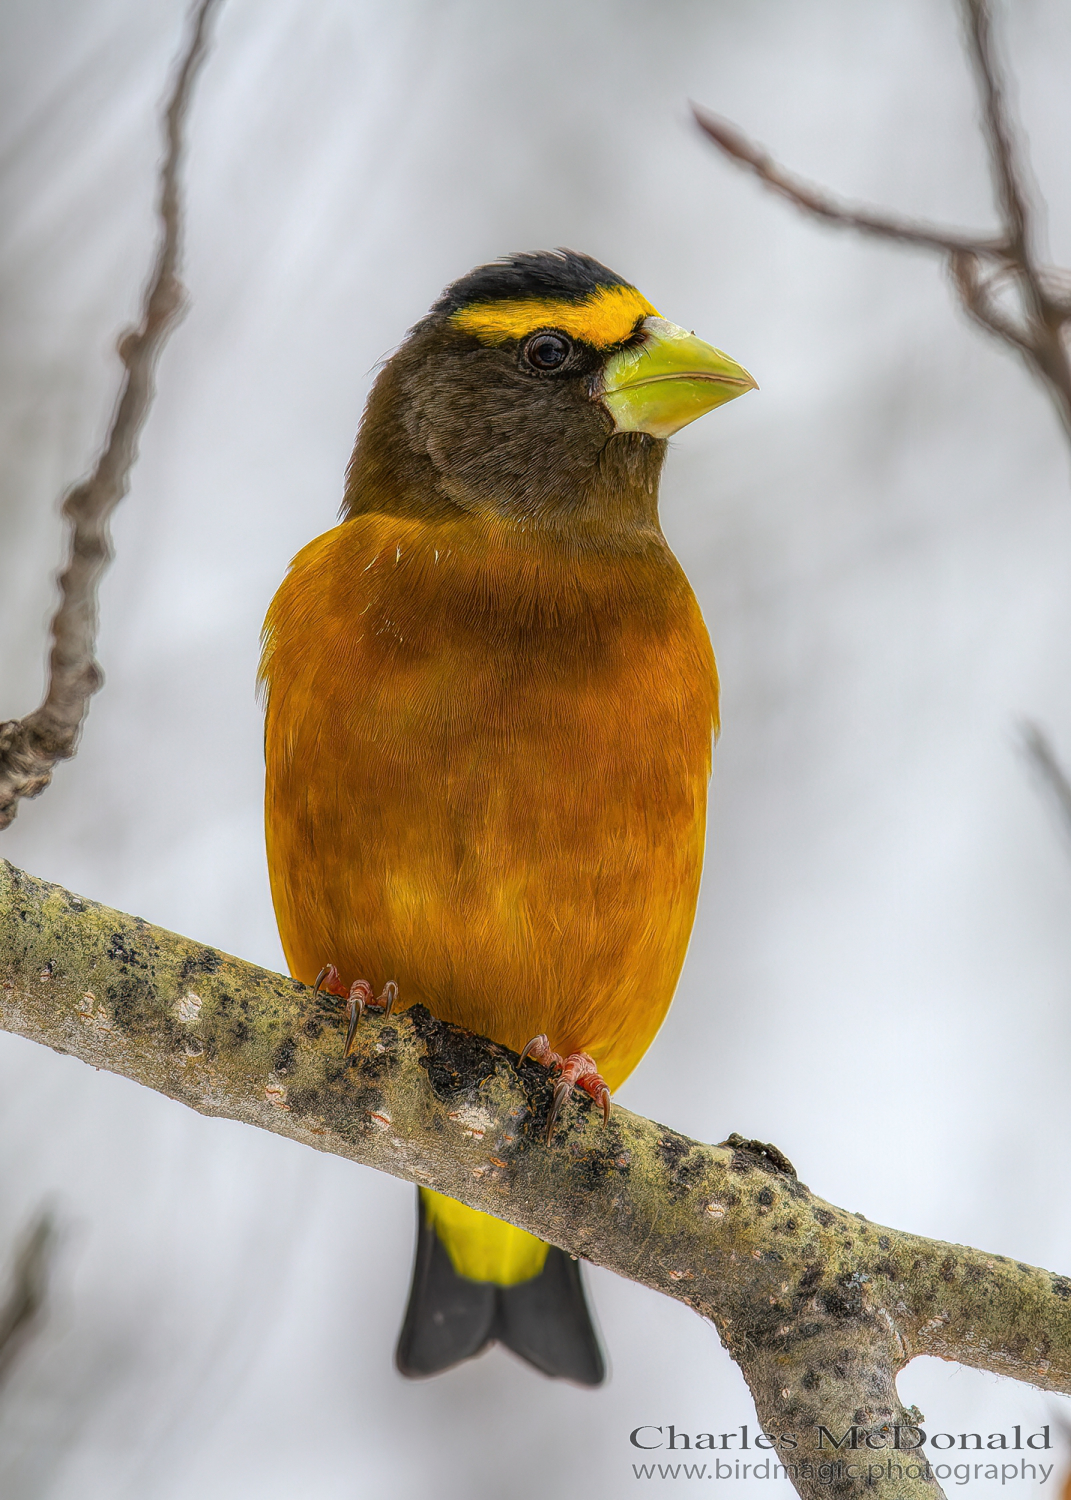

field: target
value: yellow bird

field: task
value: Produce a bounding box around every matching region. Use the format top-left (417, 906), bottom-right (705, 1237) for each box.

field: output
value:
top-left (261, 250), bottom-right (755, 1383)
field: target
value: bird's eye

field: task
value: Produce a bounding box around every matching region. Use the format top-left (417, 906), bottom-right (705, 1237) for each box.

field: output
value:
top-left (524, 332), bottom-right (572, 371)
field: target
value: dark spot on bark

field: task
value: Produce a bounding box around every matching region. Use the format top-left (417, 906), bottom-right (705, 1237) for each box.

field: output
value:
top-left (103, 928), bottom-right (159, 1031)
top-left (799, 1265), bottom-right (823, 1290)
top-left (273, 1036), bottom-right (297, 1074)
top-left (813, 1208), bottom-right (835, 1228)
top-left (1051, 1275), bottom-right (1071, 1300)
top-left (964, 1263), bottom-right (985, 1283)
top-left (720, 1133), bottom-right (797, 1177)
top-left (777, 1219), bottom-right (798, 1235)
top-left (656, 1130), bottom-right (692, 1168)
top-left (232, 1020), bottom-right (251, 1045)
top-left (286, 1084), bottom-right (319, 1117)
top-left (571, 1132), bottom-right (632, 1190)
top-left (878, 1236), bottom-right (890, 1250)
top-left (291, 1059), bottom-right (387, 1135)
top-left (940, 1257), bottom-right (957, 1283)
top-left (407, 1005), bottom-right (499, 1101)
top-left (357, 1040), bottom-right (401, 1082)
top-left (655, 1132), bottom-right (706, 1199)
top-left (802, 1369), bottom-right (820, 1390)
top-left (106, 932), bottom-right (139, 965)
top-left (179, 948), bottom-right (222, 981)
top-left (106, 977), bottom-right (149, 1031)
top-left (757, 1187), bottom-right (774, 1207)
top-left (1017, 1264), bottom-right (1033, 1276)
top-left (821, 1272), bottom-right (869, 1321)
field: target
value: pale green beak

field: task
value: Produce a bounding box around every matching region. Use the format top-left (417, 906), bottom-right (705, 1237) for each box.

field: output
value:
top-left (601, 316), bottom-right (757, 438)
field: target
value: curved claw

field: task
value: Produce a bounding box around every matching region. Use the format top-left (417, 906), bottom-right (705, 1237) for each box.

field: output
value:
top-left (344, 980), bottom-right (375, 1057)
top-left (344, 995), bottom-right (366, 1056)
top-left (595, 1085), bottom-right (611, 1128)
top-left (519, 1034), bottom-right (547, 1067)
top-left (342, 979), bottom-right (396, 1056)
top-left (314, 964), bottom-right (345, 999)
top-left (546, 1079), bottom-right (573, 1143)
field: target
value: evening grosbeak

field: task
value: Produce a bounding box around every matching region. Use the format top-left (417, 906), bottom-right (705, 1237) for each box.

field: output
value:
top-left (260, 250), bottom-right (755, 1384)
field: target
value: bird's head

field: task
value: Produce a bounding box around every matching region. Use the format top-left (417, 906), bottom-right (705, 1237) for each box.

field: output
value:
top-left (345, 250), bottom-right (755, 539)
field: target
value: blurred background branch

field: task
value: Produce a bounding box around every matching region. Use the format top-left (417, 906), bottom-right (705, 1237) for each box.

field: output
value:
top-left (694, 0), bottom-right (1071, 443)
top-left (1021, 721), bottom-right (1071, 847)
top-left (0, 1215), bottom-right (54, 1391)
top-left (0, 0), bottom-right (220, 832)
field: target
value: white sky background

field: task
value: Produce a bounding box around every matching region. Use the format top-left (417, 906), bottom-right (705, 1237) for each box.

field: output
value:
top-left (1, 1), bottom-right (1071, 1496)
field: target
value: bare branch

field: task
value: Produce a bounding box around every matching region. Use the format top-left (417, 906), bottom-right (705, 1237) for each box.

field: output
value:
top-left (0, 0), bottom-right (222, 831)
top-left (958, 0), bottom-right (1071, 434)
top-left (693, 0), bottom-right (1071, 445)
top-left (949, 248), bottom-right (1035, 352)
top-left (3, 857), bottom-right (1071, 1500)
top-left (0, 1215), bottom-right (55, 1388)
top-left (1021, 720), bottom-right (1071, 845)
top-left (691, 106), bottom-right (1008, 259)
top-left (961, 0), bottom-right (1032, 267)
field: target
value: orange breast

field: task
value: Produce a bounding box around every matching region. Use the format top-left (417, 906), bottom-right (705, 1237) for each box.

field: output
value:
top-left (261, 512), bottom-right (717, 1092)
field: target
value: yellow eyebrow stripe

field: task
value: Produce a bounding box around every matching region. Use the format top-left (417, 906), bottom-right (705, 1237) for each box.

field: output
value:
top-left (451, 283), bottom-right (659, 348)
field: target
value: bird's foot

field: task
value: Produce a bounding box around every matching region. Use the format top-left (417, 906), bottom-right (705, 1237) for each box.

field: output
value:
top-left (314, 965), bottom-right (397, 1056)
top-left (518, 1034), bottom-right (611, 1141)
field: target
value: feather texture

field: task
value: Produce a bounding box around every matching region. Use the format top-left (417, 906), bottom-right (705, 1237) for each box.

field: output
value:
top-left (262, 507), bottom-right (717, 1091)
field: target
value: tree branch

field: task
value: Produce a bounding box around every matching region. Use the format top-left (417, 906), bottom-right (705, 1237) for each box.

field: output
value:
top-left (693, 0), bottom-right (1071, 443)
top-left (958, 0), bottom-right (1071, 433)
top-left (0, 0), bottom-right (221, 832)
top-left (690, 107), bottom-right (1007, 259)
top-left (2, 857), bottom-right (1069, 1500)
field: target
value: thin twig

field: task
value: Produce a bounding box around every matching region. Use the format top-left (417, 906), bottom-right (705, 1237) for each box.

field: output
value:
top-left (1021, 720), bottom-right (1071, 845)
top-left (962, 0), bottom-right (1030, 257)
top-left (0, 0), bottom-right (222, 831)
top-left (950, 248), bottom-right (1035, 352)
top-left (959, 0), bottom-right (1071, 430)
top-left (693, 0), bottom-right (1071, 442)
top-left (691, 106), bottom-right (1008, 259)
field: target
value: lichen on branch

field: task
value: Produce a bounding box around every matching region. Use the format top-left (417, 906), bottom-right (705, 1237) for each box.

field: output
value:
top-left (2, 856), bottom-right (1069, 1500)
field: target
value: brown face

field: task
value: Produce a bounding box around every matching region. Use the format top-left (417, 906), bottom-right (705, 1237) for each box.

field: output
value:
top-left (389, 317), bottom-right (651, 524)
top-left (342, 251), bottom-right (754, 536)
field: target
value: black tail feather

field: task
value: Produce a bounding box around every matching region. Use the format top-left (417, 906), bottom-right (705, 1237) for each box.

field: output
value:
top-left (395, 1195), bottom-right (497, 1377)
top-left (395, 1192), bottom-right (606, 1385)
top-left (496, 1243), bottom-right (605, 1385)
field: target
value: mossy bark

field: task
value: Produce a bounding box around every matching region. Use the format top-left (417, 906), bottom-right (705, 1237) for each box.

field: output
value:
top-left (2, 858), bottom-right (1068, 1500)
